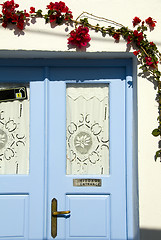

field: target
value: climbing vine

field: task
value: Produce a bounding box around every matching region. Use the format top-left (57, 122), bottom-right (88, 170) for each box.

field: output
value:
top-left (0, 0), bottom-right (161, 158)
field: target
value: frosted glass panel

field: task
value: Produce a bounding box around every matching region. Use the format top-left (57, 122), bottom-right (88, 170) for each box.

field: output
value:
top-left (66, 83), bottom-right (109, 175)
top-left (0, 84), bottom-right (29, 174)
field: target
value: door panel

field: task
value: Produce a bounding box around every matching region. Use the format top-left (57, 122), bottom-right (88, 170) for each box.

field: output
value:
top-left (66, 195), bottom-right (110, 239)
top-left (0, 195), bottom-right (28, 238)
top-left (48, 78), bottom-right (127, 240)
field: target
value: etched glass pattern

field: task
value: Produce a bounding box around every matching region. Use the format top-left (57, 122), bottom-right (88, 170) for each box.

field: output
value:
top-left (66, 83), bottom-right (109, 175)
top-left (0, 84), bottom-right (29, 174)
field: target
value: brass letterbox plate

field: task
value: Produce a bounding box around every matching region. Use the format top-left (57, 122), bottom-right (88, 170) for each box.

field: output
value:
top-left (73, 179), bottom-right (102, 187)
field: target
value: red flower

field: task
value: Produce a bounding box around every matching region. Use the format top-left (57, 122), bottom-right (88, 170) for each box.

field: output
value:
top-left (133, 30), bottom-right (143, 45)
top-left (64, 10), bottom-right (73, 21)
top-left (68, 26), bottom-right (91, 48)
top-left (46, 1), bottom-right (73, 23)
top-left (2, 21), bottom-right (7, 28)
top-left (17, 19), bottom-right (24, 30)
top-left (145, 17), bottom-right (156, 29)
top-left (145, 56), bottom-right (153, 66)
top-left (113, 33), bottom-right (120, 41)
top-left (150, 41), bottom-right (155, 46)
top-left (0, 0), bottom-right (19, 10)
top-left (24, 10), bottom-right (29, 18)
top-left (11, 13), bottom-right (18, 23)
top-left (145, 56), bottom-right (158, 68)
top-left (133, 50), bottom-right (140, 56)
top-left (127, 35), bottom-right (133, 44)
top-left (30, 7), bottom-right (35, 14)
top-left (133, 30), bottom-right (138, 36)
top-left (0, 0), bottom-right (30, 30)
top-left (133, 17), bottom-right (141, 27)
top-left (48, 1), bottom-right (68, 12)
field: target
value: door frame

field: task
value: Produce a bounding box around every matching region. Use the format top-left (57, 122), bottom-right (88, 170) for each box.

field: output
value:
top-left (0, 51), bottom-right (139, 240)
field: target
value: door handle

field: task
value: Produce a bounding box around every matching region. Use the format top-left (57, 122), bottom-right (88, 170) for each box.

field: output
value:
top-left (53, 210), bottom-right (70, 216)
top-left (51, 198), bottom-right (71, 238)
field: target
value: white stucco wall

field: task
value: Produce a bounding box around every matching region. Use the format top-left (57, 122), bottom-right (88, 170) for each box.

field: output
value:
top-left (0, 0), bottom-right (161, 239)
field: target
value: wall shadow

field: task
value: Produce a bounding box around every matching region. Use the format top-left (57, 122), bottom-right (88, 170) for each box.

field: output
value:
top-left (140, 228), bottom-right (161, 240)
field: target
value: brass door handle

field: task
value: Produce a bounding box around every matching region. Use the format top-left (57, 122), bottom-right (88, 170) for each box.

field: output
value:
top-left (53, 210), bottom-right (70, 216)
top-left (51, 198), bottom-right (71, 238)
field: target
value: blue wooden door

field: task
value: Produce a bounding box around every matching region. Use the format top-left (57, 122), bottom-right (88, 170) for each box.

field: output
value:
top-left (0, 61), bottom-right (129, 240)
top-left (47, 78), bottom-right (127, 240)
top-left (0, 81), bottom-right (46, 240)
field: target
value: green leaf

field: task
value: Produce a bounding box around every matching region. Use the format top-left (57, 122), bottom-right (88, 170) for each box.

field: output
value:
top-left (137, 26), bottom-right (141, 31)
top-left (48, 9), bottom-right (53, 15)
top-left (155, 149), bottom-right (161, 160)
top-left (142, 26), bottom-right (147, 31)
top-left (45, 17), bottom-right (49, 24)
top-left (152, 128), bottom-right (160, 137)
top-left (80, 18), bottom-right (89, 27)
top-left (37, 9), bottom-right (42, 13)
top-left (156, 71), bottom-right (161, 77)
top-left (36, 9), bottom-right (43, 17)
top-left (95, 24), bottom-right (100, 32)
top-left (56, 16), bottom-right (64, 25)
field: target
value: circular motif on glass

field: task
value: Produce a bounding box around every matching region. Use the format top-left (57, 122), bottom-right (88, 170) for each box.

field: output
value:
top-left (74, 131), bottom-right (92, 154)
top-left (0, 129), bottom-right (8, 149)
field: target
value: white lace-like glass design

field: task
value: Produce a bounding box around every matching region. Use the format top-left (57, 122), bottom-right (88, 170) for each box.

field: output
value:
top-left (66, 83), bottom-right (109, 175)
top-left (0, 84), bottom-right (29, 174)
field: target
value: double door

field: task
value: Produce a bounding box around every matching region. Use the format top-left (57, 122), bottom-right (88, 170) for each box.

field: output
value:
top-left (0, 63), bottom-right (127, 240)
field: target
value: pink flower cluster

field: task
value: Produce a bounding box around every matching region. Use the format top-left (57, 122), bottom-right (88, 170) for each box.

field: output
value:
top-left (133, 30), bottom-right (143, 45)
top-left (133, 50), bottom-right (140, 56)
top-left (29, 7), bottom-right (35, 14)
top-left (0, 1), bottom-right (158, 53)
top-left (132, 17), bottom-right (141, 27)
top-left (68, 26), bottom-right (91, 48)
top-left (145, 57), bottom-right (158, 68)
top-left (113, 33), bottom-right (120, 41)
top-left (0, 1), bottom-right (73, 29)
top-left (132, 16), bottom-right (158, 68)
top-left (127, 30), bottom-right (143, 46)
top-left (0, 0), bottom-right (29, 30)
top-left (133, 16), bottom-right (157, 29)
top-left (145, 17), bottom-right (156, 29)
top-left (46, 1), bottom-right (73, 23)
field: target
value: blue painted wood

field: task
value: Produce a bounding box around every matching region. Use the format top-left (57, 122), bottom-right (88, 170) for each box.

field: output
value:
top-left (0, 81), bottom-right (46, 240)
top-left (0, 67), bottom-right (44, 82)
top-left (0, 57), bottom-right (132, 68)
top-left (66, 195), bottom-right (110, 238)
top-left (47, 76), bottom-right (127, 240)
top-left (49, 66), bottom-right (126, 81)
top-left (47, 80), bottom-right (67, 240)
top-left (0, 57), bottom-right (139, 240)
top-left (28, 81), bottom-right (46, 240)
top-left (0, 195), bottom-right (28, 238)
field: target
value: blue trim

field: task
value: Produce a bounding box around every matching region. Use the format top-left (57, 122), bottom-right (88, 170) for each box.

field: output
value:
top-left (0, 55), bottom-right (139, 240)
top-left (0, 58), bottom-right (132, 67)
top-left (43, 77), bottom-right (49, 240)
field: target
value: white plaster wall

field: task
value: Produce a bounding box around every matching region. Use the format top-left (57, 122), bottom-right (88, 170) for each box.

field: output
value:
top-left (0, 0), bottom-right (161, 238)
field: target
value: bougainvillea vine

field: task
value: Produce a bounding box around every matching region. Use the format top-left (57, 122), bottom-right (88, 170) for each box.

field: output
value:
top-left (0, 0), bottom-right (29, 29)
top-left (67, 26), bottom-right (91, 48)
top-left (0, 1), bottom-right (161, 159)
